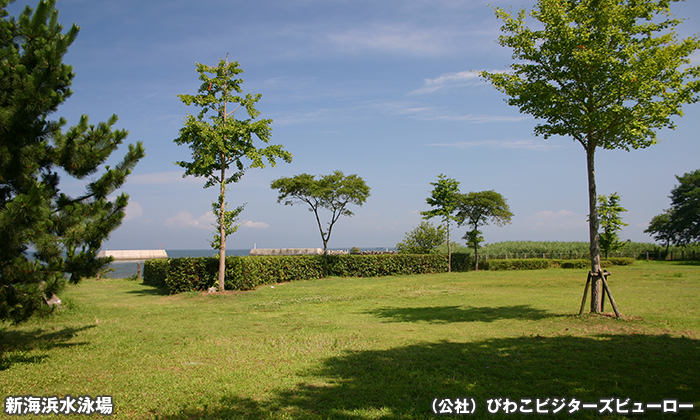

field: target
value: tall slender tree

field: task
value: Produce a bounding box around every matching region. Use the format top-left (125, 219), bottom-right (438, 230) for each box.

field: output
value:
top-left (0, 0), bottom-right (144, 323)
top-left (482, 0), bottom-right (700, 313)
top-left (597, 192), bottom-right (628, 259)
top-left (175, 55), bottom-right (292, 291)
top-left (421, 175), bottom-right (460, 272)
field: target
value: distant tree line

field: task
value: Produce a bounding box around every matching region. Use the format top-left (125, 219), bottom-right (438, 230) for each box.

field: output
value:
top-left (645, 169), bottom-right (700, 251)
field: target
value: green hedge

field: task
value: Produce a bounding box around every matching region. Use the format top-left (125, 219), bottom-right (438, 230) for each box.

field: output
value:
top-left (239, 256), bottom-right (324, 290)
top-left (559, 259), bottom-right (614, 269)
top-left (323, 254), bottom-right (448, 277)
top-left (164, 258), bottom-right (215, 293)
top-left (451, 253), bottom-right (473, 272)
top-left (142, 259), bottom-right (169, 288)
top-left (482, 258), bottom-right (552, 271)
top-left (148, 254), bottom-right (458, 294)
top-left (607, 257), bottom-right (635, 266)
top-left (146, 252), bottom-right (636, 295)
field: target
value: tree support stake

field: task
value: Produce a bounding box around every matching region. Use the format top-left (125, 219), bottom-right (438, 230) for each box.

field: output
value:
top-left (579, 270), bottom-right (621, 318)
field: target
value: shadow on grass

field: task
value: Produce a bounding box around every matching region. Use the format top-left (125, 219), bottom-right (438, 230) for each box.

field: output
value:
top-left (666, 260), bottom-right (700, 267)
top-left (366, 305), bottom-right (558, 324)
top-left (162, 334), bottom-right (699, 419)
top-left (126, 285), bottom-right (170, 296)
top-left (0, 325), bottom-right (94, 371)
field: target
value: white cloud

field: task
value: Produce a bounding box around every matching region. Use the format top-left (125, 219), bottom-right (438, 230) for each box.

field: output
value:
top-left (428, 139), bottom-right (561, 151)
top-left (164, 211), bottom-right (215, 230)
top-left (411, 71), bottom-right (484, 95)
top-left (242, 220), bottom-right (270, 229)
top-left (377, 100), bottom-right (529, 123)
top-left (123, 200), bottom-right (144, 222)
top-left (425, 114), bottom-right (531, 123)
top-left (411, 70), bottom-right (510, 95)
top-left (326, 23), bottom-right (453, 57)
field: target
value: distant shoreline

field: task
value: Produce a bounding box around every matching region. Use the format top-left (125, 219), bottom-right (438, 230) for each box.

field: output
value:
top-left (103, 247), bottom-right (397, 278)
top-left (163, 247), bottom-right (396, 258)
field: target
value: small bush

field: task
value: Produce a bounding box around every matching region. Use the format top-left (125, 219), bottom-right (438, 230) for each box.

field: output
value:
top-left (143, 259), bottom-right (169, 288)
top-left (559, 259), bottom-right (613, 269)
top-left (560, 259), bottom-right (589, 269)
top-left (607, 257), bottom-right (635, 266)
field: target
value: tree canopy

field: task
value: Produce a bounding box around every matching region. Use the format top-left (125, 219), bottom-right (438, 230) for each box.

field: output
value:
top-left (421, 175), bottom-right (461, 272)
top-left (482, 0), bottom-right (700, 313)
top-left (174, 56), bottom-right (292, 291)
top-left (0, 0), bottom-right (144, 322)
top-left (645, 210), bottom-right (674, 251)
top-left (270, 171), bottom-right (370, 253)
top-left (646, 169), bottom-right (700, 247)
top-left (395, 221), bottom-right (446, 255)
top-left (667, 169), bottom-right (700, 245)
top-left (456, 190), bottom-right (513, 270)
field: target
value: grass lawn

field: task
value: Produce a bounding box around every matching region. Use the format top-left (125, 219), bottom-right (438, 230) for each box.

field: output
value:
top-left (1, 261), bottom-right (699, 419)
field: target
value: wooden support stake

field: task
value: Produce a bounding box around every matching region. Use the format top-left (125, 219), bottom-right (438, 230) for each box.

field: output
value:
top-left (601, 273), bottom-right (621, 318)
top-left (579, 272), bottom-right (591, 315)
top-left (580, 270), bottom-right (621, 318)
top-left (601, 273), bottom-right (605, 312)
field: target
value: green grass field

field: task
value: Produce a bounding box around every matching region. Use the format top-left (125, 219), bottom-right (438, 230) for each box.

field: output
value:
top-left (1, 261), bottom-right (699, 419)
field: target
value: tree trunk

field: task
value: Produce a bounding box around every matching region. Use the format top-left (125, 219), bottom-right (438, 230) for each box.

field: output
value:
top-left (313, 207), bottom-right (328, 255)
top-left (218, 56), bottom-right (229, 292)
top-left (218, 163), bottom-right (226, 292)
top-left (586, 146), bottom-right (602, 313)
top-left (446, 219), bottom-right (451, 272)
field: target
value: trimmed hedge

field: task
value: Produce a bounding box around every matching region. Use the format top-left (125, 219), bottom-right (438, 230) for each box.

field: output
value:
top-left (607, 257), bottom-right (635, 266)
top-left (323, 254), bottom-right (448, 278)
top-left (559, 259), bottom-right (614, 269)
top-left (483, 258), bottom-right (552, 271)
top-left (239, 255), bottom-right (324, 290)
top-left (142, 259), bottom-right (169, 288)
top-left (165, 258), bottom-right (215, 293)
top-left (451, 253), bottom-right (473, 272)
top-left (148, 254), bottom-right (459, 294)
top-left (146, 252), bottom-right (634, 295)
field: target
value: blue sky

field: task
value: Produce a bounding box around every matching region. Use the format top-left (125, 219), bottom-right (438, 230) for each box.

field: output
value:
top-left (9, 0), bottom-right (700, 251)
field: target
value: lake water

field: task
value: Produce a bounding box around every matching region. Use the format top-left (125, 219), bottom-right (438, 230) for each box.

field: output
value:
top-left (103, 248), bottom-right (395, 278)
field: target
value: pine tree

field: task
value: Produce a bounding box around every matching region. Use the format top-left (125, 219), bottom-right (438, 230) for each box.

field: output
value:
top-left (0, 0), bottom-right (144, 323)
